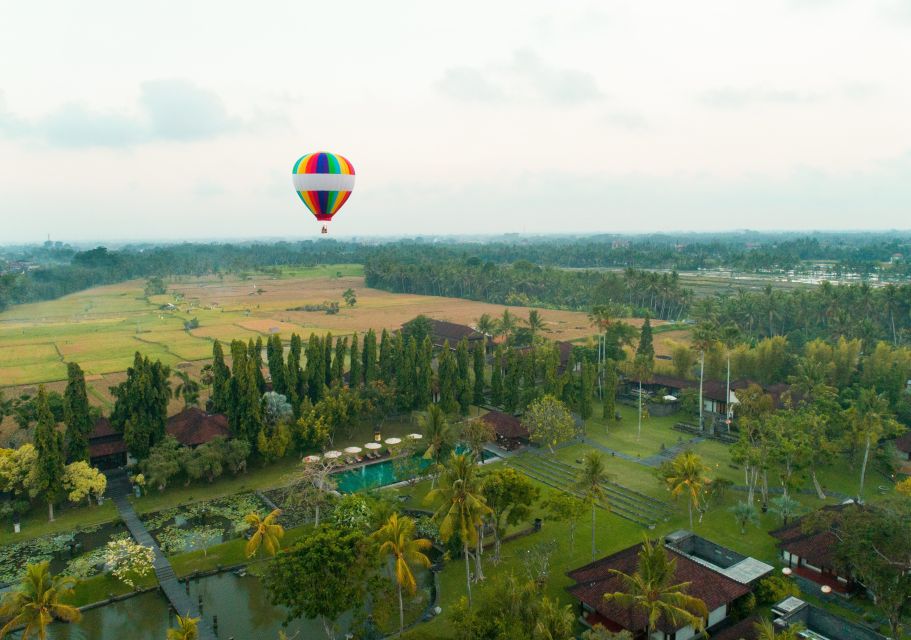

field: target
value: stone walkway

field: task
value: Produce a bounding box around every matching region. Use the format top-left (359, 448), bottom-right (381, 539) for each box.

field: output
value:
top-left (107, 473), bottom-right (217, 640)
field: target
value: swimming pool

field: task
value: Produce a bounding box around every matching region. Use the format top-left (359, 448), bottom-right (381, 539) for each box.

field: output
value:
top-left (335, 449), bottom-right (498, 493)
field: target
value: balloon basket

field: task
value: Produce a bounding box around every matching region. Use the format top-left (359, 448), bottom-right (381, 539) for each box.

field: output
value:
top-left (321, 224), bottom-right (329, 234)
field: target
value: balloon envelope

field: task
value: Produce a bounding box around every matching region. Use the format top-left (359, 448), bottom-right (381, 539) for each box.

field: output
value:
top-left (291, 152), bottom-right (355, 222)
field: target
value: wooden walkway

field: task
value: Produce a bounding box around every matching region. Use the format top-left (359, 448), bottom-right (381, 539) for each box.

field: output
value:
top-left (108, 473), bottom-right (217, 640)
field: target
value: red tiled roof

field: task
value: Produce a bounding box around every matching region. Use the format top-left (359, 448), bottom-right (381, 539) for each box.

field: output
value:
top-left (895, 431), bottom-right (911, 454)
top-left (166, 407), bottom-right (230, 446)
top-left (645, 374), bottom-right (696, 390)
top-left (428, 320), bottom-right (484, 344)
top-left (89, 439), bottom-right (127, 458)
top-left (89, 417), bottom-right (118, 440)
top-left (481, 410), bottom-right (529, 439)
top-left (769, 503), bottom-right (854, 570)
top-left (567, 543), bottom-right (749, 634)
top-left (710, 615), bottom-right (760, 640)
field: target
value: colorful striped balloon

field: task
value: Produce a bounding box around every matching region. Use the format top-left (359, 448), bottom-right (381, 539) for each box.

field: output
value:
top-left (291, 152), bottom-right (356, 230)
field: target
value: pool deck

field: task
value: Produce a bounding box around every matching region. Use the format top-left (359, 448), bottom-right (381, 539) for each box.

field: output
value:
top-left (108, 472), bottom-right (217, 640)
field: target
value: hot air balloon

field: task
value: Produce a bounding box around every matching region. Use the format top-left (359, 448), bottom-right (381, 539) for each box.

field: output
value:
top-left (291, 152), bottom-right (355, 234)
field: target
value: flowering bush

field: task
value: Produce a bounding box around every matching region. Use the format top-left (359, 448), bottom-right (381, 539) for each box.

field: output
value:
top-left (104, 538), bottom-right (155, 588)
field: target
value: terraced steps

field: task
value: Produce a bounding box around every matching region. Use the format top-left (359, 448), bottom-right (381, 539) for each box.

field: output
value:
top-left (509, 455), bottom-right (672, 529)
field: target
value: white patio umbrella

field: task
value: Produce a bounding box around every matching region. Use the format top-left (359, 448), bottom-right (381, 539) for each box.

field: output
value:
top-left (406, 433), bottom-right (423, 440)
top-left (365, 442), bottom-right (382, 450)
top-left (663, 395), bottom-right (678, 401)
top-left (384, 437), bottom-right (402, 445)
top-left (344, 446), bottom-right (363, 454)
top-left (323, 450), bottom-right (342, 459)
top-left (303, 454), bottom-right (321, 463)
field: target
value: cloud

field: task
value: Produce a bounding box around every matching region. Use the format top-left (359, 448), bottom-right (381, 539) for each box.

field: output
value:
top-left (700, 87), bottom-right (824, 109)
top-left (0, 80), bottom-right (241, 148)
top-left (604, 110), bottom-right (650, 131)
top-left (437, 49), bottom-right (601, 105)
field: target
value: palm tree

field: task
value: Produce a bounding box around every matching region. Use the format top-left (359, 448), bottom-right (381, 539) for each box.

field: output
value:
top-left (0, 562), bottom-right (81, 640)
top-left (425, 452), bottom-right (492, 606)
top-left (173, 370), bottom-right (200, 408)
top-left (754, 617), bottom-right (804, 640)
top-left (576, 451), bottom-right (610, 561)
top-left (372, 513), bottom-right (433, 634)
top-left (730, 501), bottom-right (759, 534)
top-left (526, 310), bottom-right (546, 340)
top-left (498, 309), bottom-right (517, 339)
top-left (532, 597), bottom-right (575, 640)
top-left (475, 313), bottom-right (496, 339)
top-left (166, 614), bottom-right (200, 640)
top-left (662, 452), bottom-right (710, 530)
top-left (244, 508), bottom-right (285, 558)
top-left (603, 538), bottom-right (708, 636)
top-left (419, 404), bottom-right (456, 488)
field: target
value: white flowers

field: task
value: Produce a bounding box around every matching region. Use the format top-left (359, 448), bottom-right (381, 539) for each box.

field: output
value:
top-left (104, 538), bottom-right (155, 588)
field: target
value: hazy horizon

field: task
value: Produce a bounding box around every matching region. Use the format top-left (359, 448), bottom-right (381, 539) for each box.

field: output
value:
top-left (3, 0), bottom-right (910, 242)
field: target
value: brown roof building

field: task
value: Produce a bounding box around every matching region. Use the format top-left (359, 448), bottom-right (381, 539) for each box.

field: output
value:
top-left (478, 410), bottom-right (529, 449)
top-left (770, 504), bottom-right (856, 595)
top-left (166, 407), bottom-right (231, 447)
top-left (88, 417), bottom-right (128, 469)
top-left (427, 320), bottom-right (486, 350)
top-left (567, 541), bottom-right (752, 639)
top-left (894, 431), bottom-right (911, 461)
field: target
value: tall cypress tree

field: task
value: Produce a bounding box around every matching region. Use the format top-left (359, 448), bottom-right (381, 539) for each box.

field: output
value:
top-left (305, 333), bottom-right (323, 402)
top-left (456, 338), bottom-right (471, 415)
top-left (416, 336), bottom-right (432, 408)
top-left (579, 361), bottom-right (595, 420)
top-left (396, 337), bottom-right (416, 409)
top-left (636, 316), bottom-right (655, 361)
top-left (520, 350), bottom-right (538, 410)
top-left (333, 337), bottom-right (347, 386)
top-left (250, 338), bottom-right (266, 393)
top-left (33, 386), bottom-right (65, 522)
top-left (268, 334), bottom-right (288, 396)
top-left (230, 339), bottom-right (247, 376)
top-left (543, 344), bottom-right (559, 396)
top-left (110, 352), bottom-right (171, 460)
top-left (438, 341), bottom-right (458, 414)
top-left (491, 346), bottom-right (504, 406)
top-left (211, 340), bottom-right (231, 413)
top-left (504, 350), bottom-right (521, 413)
top-left (287, 333), bottom-right (303, 412)
top-left (472, 342), bottom-right (486, 405)
top-left (63, 362), bottom-right (92, 463)
top-left (324, 332), bottom-right (334, 387)
top-left (349, 333), bottom-right (361, 388)
top-left (363, 329), bottom-right (377, 385)
top-left (378, 329), bottom-right (392, 384)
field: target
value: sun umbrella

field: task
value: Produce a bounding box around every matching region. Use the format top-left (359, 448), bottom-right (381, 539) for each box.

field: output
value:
top-left (406, 433), bottom-right (423, 440)
top-left (384, 437), bottom-right (402, 445)
top-left (344, 446), bottom-right (363, 454)
top-left (365, 442), bottom-right (382, 450)
top-left (663, 395), bottom-right (678, 401)
top-left (303, 454), bottom-right (321, 463)
top-left (323, 450), bottom-right (342, 459)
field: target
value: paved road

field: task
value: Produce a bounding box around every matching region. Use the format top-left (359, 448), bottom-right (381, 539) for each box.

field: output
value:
top-left (107, 473), bottom-right (217, 640)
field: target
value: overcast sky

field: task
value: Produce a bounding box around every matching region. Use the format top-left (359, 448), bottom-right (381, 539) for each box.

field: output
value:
top-left (2, 0), bottom-right (910, 242)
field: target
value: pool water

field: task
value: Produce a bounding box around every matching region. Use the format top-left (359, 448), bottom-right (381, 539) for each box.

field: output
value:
top-left (336, 449), bottom-right (498, 493)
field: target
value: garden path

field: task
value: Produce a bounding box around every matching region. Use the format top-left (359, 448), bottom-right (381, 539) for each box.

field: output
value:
top-left (107, 472), bottom-right (217, 640)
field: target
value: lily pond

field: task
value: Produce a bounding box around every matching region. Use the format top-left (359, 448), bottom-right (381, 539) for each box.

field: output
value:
top-left (140, 493), bottom-right (271, 554)
top-left (0, 521), bottom-right (129, 587)
top-left (18, 564), bottom-right (436, 639)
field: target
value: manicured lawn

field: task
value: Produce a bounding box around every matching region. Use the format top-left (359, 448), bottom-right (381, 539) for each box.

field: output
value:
top-left (583, 404), bottom-right (690, 458)
top-left (0, 501), bottom-right (119, 546)
top-left (71, 572), bottom-right (158, 608)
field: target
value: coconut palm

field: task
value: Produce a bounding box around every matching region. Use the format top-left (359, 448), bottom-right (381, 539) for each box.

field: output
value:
top-left (754, 617), bottom-right (804, 640)
top-left (419, 404), bottom-right (456, 488)
top-left (372, 513), bottom-right (433, 634)
top-left (0, 562), bottom-right (81, 640)
top-left (166, 614), bottom-right (200, 640)
top-left (244, 508), bottom-right (285, 558)
top-left (425, 452), bottom-right (492, 606)
top-left (662, 451), bottom-right (710, 530)
top-left (532, 597), bottom-right (575, 640)
top-left (576, 451), bottom-right (610, 561)
top-left (603, 538), bottom-right (708, 636)
top-left (526, 310), bottom-right (546, 340)
top-left (498, 309), bottom-right (517, 339)
top-left (173, 370), bottom-right (200, 408)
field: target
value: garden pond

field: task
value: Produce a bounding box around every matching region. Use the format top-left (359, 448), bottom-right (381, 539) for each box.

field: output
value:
top-left (21, 566), bottom-right (436, 639)
top-left (0, 521), bottom-right (129, 587)
top-left (140, 493), bottom-right (272, 555)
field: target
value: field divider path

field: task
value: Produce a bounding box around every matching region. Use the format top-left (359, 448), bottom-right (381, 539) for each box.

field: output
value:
top-left (107, 473), bottom-right (217, 640)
